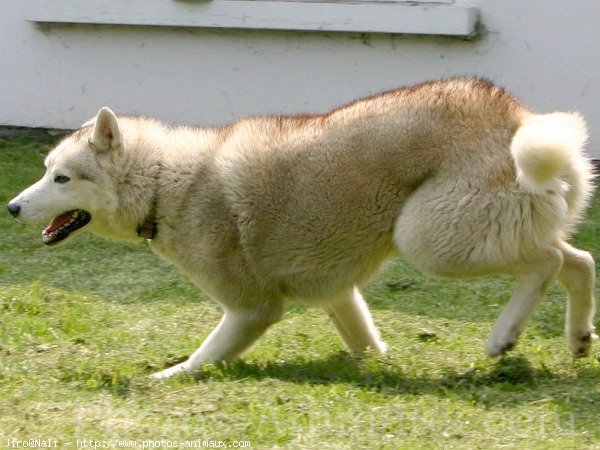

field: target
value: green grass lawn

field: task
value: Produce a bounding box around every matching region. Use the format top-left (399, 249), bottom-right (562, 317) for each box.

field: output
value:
top-left (1, 134), bottom-right (600, 449)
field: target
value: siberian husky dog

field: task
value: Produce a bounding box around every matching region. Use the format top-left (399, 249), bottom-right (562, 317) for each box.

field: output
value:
top-left (7, 78), bottom-right (596, 379)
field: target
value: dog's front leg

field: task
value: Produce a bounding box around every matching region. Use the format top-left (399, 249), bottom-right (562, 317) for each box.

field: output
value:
top-left (151, 306), bottom-right (282, 379)
top-left (322, 287), bottom-right (387, 355)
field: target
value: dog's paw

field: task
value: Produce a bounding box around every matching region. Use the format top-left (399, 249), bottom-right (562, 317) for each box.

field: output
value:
top-left (150, 361), bottom-right (192, 380)
top-left (486, 324), bottom-right (520, 358)
top-left (486, 339), bottom-right (517, 358)
top-left (568, 329), bottom-right (598, 358)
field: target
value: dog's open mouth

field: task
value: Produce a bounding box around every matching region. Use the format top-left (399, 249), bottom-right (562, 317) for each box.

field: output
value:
top-left (42, 210), bottom-right (91, 245)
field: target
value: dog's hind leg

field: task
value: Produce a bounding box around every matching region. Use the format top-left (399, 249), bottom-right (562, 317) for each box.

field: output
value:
top-left (486, 248), bottom-right (563, 357)
top-left (556, 240), bottom-right (597, 356)
top-left (151, 305), bottom-right (282, 379)
top-left (322, 287), bottom-right (387, 354)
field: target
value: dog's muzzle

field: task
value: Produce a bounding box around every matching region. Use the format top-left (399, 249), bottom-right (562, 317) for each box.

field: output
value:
top-left (7, 202), bottom-right (20, 218)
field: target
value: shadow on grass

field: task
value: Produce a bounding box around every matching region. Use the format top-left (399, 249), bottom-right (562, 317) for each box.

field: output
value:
top-left (167, 353), bottom-right (600, 406)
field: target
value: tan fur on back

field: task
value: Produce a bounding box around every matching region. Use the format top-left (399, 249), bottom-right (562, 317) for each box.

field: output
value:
top-left (88, 78), bottom-right (591, 302)
top-left (9, 77), bottom-right (596, 377)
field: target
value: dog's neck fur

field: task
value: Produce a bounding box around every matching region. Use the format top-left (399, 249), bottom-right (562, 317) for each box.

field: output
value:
top-left (89, 120), bottom-right (167, 243)
top-left (136, 161), bottom-right (162, 240)
top-left (88, 117), bottom-right (223, 245)
top-left (124, 133), bottom-right (165, 242)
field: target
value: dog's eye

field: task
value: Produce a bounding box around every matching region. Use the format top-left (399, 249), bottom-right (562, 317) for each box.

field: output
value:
top-left (54, 175), bottom-right (71, 184)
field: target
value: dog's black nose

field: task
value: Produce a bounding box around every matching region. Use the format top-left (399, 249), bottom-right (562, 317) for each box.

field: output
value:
top-left (7, 202), bottom-right (20, 218)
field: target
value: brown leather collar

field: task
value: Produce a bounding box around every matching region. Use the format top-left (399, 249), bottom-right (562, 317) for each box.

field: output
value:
top-left (137, 205), bottom-right (158, 240)
top-left (137, 163), bottom-right (162, 240)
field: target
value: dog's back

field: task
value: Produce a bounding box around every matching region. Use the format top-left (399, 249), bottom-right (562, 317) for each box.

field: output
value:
top-left (212, 78), bottom-right (585, 295)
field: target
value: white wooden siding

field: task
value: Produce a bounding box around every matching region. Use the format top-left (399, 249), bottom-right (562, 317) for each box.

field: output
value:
top-left (2, 0), bottom-right (600, 158)
top-left (25, 0), bottom-right (479, 37)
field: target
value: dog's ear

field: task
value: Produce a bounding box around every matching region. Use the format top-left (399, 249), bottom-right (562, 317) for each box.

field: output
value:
top-left (89, 107), bottom-right (123, 153)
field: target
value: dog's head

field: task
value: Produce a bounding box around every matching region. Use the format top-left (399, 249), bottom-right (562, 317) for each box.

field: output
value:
top-left (7, 107), bottom-right (130, 245)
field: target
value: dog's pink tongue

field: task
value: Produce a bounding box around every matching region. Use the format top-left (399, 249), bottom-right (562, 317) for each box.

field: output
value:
top-left (44, 211), bottom-right (73, 233)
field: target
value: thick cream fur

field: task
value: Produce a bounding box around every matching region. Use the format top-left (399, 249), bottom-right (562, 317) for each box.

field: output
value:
top-left (7, 78), bottom-right (597, 377)
top-left (511, 113), bottom-right (594, 227)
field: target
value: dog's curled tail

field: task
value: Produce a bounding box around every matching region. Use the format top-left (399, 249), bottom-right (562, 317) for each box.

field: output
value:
top-left (511, 112), bottom-right (589, 194)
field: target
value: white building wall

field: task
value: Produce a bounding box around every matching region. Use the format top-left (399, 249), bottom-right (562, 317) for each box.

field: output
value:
top-left (1, 0), bottom-right (600, 157)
